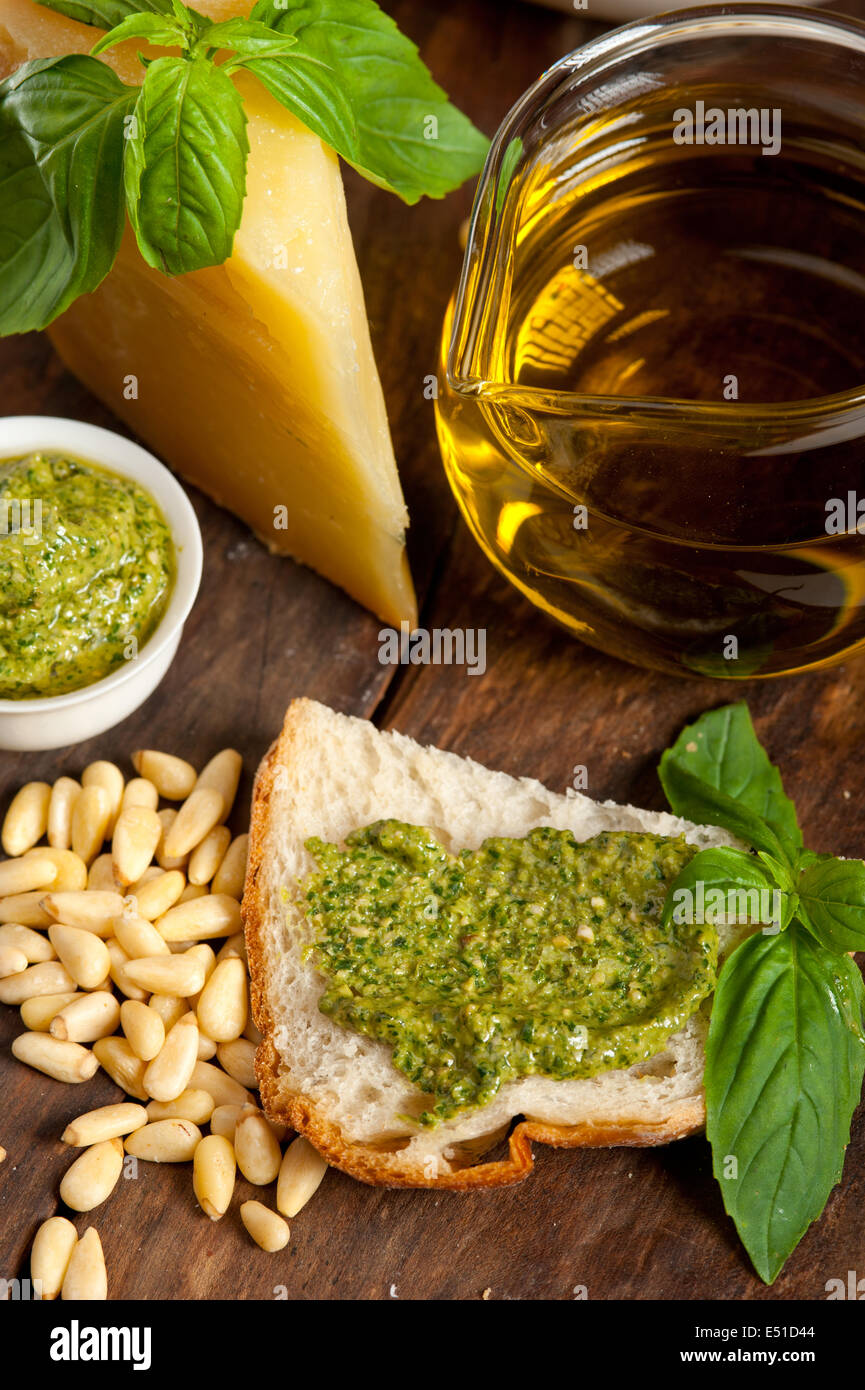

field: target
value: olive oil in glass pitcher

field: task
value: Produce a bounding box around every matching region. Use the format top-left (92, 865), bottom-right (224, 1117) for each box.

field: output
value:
top-left (436, 5), bottom-right (865, 678)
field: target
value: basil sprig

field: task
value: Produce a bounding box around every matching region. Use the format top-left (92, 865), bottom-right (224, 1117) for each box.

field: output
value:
top-left (0, 0), bottom-right (488, 328)
top-left (660, 703), bottom-right (865, 1282)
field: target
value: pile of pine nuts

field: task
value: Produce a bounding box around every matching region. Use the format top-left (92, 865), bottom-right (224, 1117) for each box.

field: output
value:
top-left (0, 749), bottom-right (328, 1300)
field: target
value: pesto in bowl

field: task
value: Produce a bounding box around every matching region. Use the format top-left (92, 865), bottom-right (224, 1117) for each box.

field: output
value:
top-left (0, 452), bottom-right (174, 699)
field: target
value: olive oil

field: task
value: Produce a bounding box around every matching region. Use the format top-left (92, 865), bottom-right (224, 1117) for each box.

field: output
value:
top-left (437, 135), bottom-right (865, 677)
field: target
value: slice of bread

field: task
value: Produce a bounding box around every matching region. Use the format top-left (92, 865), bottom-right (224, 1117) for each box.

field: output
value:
top-left (243, 698), bottom-right (740, 1189)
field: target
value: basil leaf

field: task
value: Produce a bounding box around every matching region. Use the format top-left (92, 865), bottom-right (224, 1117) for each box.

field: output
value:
top-left (706, 924), bottom-right (865, 1283)
top-left (91, 12), bottom-right (191, 55)
top-left (200, 19), bottom-right (298, 64)
top-left (124, 54), bottom-right (248, 275)
top-left (797, 856), bottom-right (865, 952)
top-left (0, 55), bottom-right (134, 334)
top-left (659, 703), bottom-right (801, 864)
top-left (663, 847), bottom-right (790, 932)
top-left (243, 0), bottom-right (488, 203)
top-left (656, 761), bottom-right (788, 863)
top-left (35, 0), bottom-right (175, 26)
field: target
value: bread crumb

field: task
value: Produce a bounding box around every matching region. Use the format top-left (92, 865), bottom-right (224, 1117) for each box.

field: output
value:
top-left (482, 1287), bottom-right (492, 1300)
top-left (686, 741), bottom-right (698, 753)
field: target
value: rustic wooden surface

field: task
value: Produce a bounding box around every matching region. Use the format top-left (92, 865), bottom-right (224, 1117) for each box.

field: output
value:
top-left (2, 0), bottom-right (865, 1302)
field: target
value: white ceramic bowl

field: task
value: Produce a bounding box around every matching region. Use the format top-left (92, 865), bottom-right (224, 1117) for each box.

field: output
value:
top-left (0, 416), bottom-right (203, 751)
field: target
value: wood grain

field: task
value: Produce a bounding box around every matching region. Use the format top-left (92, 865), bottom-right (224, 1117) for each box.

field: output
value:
top-left (2, 0), bottom-right (865, 1301)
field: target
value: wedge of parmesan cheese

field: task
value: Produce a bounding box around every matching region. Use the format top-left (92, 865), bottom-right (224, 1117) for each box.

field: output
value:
top-left (0, 0), bottom-right (417, 626)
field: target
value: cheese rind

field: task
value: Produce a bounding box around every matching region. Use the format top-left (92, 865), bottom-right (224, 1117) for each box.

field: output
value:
top-left (1, 0), bottom-right (417, 626)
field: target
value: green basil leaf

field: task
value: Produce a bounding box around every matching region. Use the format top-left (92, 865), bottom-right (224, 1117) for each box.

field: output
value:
top-left (199, 18), bottom-right (298, 64)
top-left (90, 12), bottom-right (191, 55)
top-left (663, 847), bottom-right (789, 932)
top-left (797, 856), bottom-right (865, 953)
top-left (0, 55), bottom-right (135, 334)
top-left (656, 761), bottom-right (788, 862)
top-left (35, 0), bottom-right (176, 26)
top-left (243, 0), bottom-right (488, 203)
top-left (124, 54), bottom-right (248, 275)
top-left (706, 924), bottom-right (865, 1283)
top-left (659, 703), bottom-right (801, 863)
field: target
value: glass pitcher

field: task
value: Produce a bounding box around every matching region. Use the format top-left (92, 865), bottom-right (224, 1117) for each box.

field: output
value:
top-left (436, 4), bottom-right (865, 679)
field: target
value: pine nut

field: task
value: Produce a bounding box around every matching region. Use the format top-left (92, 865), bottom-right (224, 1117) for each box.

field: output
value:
top-left (62, 1103), bottom-right (148, 1147)
top-left (0, 855), bottom-right (57, 896)
top-left (132, 750), bottom-right (197, 801)
top-left (216, 1038), bottom-right (258, 1090)
top-left (130, 869), bottom-right (185, 921)
top-left (105, 939), bottom-right (148, 1002)
top-left (144, 1012), bottom-right (199, 1101)
top-left (163, 788), bottom-right (224, 859)
top-left (81, 761), bottom-right (124, 834)
top-left (148, 993), bottom-right (186, 1031)
top-left (31, 1216), bottom-right (78, 1300)
top-left (50, 991), bottom-right (121, 1042)
top-left (120, 777), bottom-right (159, 813)
top-left (26, 847), bottom-right (88, 892)
top-left (0, 960), bottom-right (76, 1004)
top-left (193, 1133), bottom-right (235, 1220)
top-left (0, 944), bottom-right (27, 977)
top-left (189, 1059), bottom-right (253, 1109)
top-left (145, 1089), bottom-right (214, 1124)
top-left (20, 991), bottom-right (79, 1031)
top-left (114, 912), bottom-right (170, 960)
top-left (12, 1031), bottom-right (98, 1083)
top-left (194, 749), bottom-right (242, 820)
top-left (131, 864), bottom-right (162, 887)
top-left (48, 923), bottom-right (111, 990)
top-left (241, 1201), bottom-right (289, 1252)
top-left (88, 854), bottom-right (118, 892)
top-left (60, 1137), bottom-right (124, 1211)
top-left (188, 824), bottom-right (231, 886)
top-left (0, 923), bottom-right (55, 964)
top-left (42, 890), bottom-right (125, 936)
top-left (181, 943), bottom-right (216, 991)
top-left (125, 1118), bottom-right (201, 1162)
top-left (157, 893), bottom-right (242, 943)
top-left (47, 778), bottom-right (81, 852)
top-left (276, 1137), bottom-right (328, 1217)
top-left (196, 957), bottom-right (248, 1041)
top-left (2, 781), bottom-right (51, 855)
top-left (243, 1015), bottom-right (263, 1046)
top-left (92, 1036), bottom-right (149, 1099)
top-left (216, 932), bottom-right (247, 964)
top-left (0, 891), bottom-right (52, 926)
top-left (125, 952), bottom-right (207, 997)
top-left (197, 1032), bottom-right (217, 1060)
top-left (71, 784), bottom-right (111, 864)
top-left (111, 805), bottom-right (162, 886)
top-left (61, 1227), bottom-right (107, 1300)
top-left (120, 1000), bottom-right (165, 1061)
top-left (235, 1105), bottom-right (281, 1185)
top-left (155, 809), bottom-right (189, 871)
top-left (177, 884), bottom-right (207, 905)
top-left (212, 834), bottom-right (249, 900)
top-left (209, 1104), bottom-right (242, 1139)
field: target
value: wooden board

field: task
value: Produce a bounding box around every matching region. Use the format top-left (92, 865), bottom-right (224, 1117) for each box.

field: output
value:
top-left (2, 0), bottom-right (865, 1302)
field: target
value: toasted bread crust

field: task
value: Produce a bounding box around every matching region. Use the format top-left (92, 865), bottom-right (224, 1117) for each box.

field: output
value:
top-left (242, 700), bottom-right (706, 1190)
